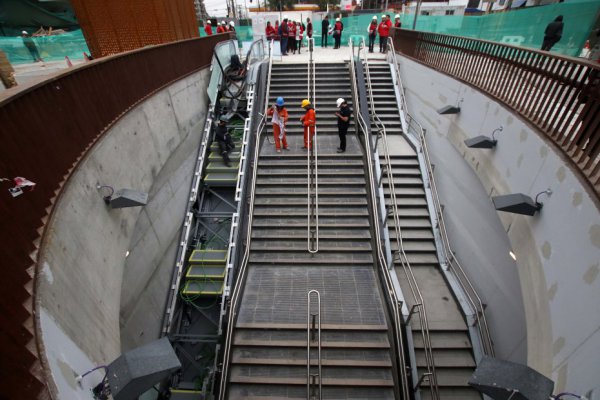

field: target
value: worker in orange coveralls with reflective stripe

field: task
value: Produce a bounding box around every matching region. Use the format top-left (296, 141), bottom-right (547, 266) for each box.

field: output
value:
top-left (300, 99), bottom-right (316, 150)
top-left (267, 97), bottom-right (289, 153)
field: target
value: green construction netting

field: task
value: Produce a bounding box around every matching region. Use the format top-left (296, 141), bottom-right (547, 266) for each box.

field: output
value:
top-left (0, 29), bottom-right (90, 64)
top-left (1, 0), bottom-right (597, 65)
top-left (327, 0), bottom-right (599, 56)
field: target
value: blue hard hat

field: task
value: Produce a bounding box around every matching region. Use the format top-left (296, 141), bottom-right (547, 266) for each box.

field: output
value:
top-left (276, 97), bottom-right (284, 106)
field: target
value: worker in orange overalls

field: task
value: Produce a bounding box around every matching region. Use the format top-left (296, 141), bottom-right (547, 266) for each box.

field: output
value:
top-left (267, 97), bottom-right (289, 153)
top-left (300, 99), bottom-right (316, 150)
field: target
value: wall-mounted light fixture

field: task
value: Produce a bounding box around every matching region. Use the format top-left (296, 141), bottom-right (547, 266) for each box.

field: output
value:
top-left (437, 98), bottom-right (463, 115)
top-left (492, 188), bottom-right (552, 216)
top-left (464, 126), bottom-right (503, 149)
top-left (97, 185), bottom-right (148, 209)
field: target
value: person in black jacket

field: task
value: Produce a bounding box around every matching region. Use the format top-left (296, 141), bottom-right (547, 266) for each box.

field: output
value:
top-left (215, 117), bottom-right (235, 167)
top-left (335, 98), bottom-right (351, 153)
top-left (321, 16), bottom-right (329, 48)
top-left (541, 15), bottom-right (564, 51)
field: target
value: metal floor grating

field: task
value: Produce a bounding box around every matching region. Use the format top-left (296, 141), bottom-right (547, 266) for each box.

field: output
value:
top-left (237, 266), bottom-right (385, 325)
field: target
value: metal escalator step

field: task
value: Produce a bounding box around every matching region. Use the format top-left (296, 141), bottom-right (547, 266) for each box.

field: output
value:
top-left (186, 265), bottom-right (226, 279)
top-left (204, 172), bottom-right (237, 186)
top-left (188, 249), bottom-right (227, 265)
top-left (206, 161), bottom-right (239, 173)
top-left (181, 280), bottom-right (224, 296)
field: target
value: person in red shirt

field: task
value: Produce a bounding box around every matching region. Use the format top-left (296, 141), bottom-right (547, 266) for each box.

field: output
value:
top-left (333, 17), bottom-right (343, 49)
top-left (394, 14), bottom-right (402, 28)
top-left (378, 15), bottom-right (391, 53)
top-left (306, 18), bottom-right (313, 39)
top-left (288, 20), bottom-right (297, 54)
top-left (265, 21), bottom-right (275, 41)
top-left (204, 20), bottom-right (213, 35)
top-left (274, 20), bottom-right (280, 40)
top-left (216, 21), bottom-right (225, 34)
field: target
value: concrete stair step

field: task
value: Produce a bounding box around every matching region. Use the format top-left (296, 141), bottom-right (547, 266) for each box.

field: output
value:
top-left (255, 177), bottom-right (365, 186)
top-left (384, 187), bottom-right (426, 197)
top-left (385, 197), bottom-right (427, 207)
top-left (415, 349), bottom-right (476, 368)
top-left (231, 349), bottom-right (392, 368)
top-left (253, 207), bottom-right (369, 217)
top-left (228, 368), bottom-right (394, 387)
top-left (254, 187), bottom-right (367, 196)
top-left (248, 252), bottom-right (373, 265)
top-left (258, 158), bottom-right (363, 167)
top-left (413, 331), bottom-right (473, 349)
top-left (250, 240), bottom-right (372, 252)
top-left (227, 385), bottom-right (395, 399)
top-left (254, 197), bottom-right (368, 206)
top-left (403, 253), bottom-right (439, 264)
top-left (421, 388), bottom-right (482, 400)
top-left (417, 367), bottom-right (477, 388)
top-left (392, 208), bottom-right (430, 218)
top-left (252, 216), bottom-right (369, 228)
top-left (389, 226), bottom-right (434, 238)
top-left (390, 241), bottom-right (436, 253)
top-left (252, 227), bottom-right (371, 239)
top-left (257, 169), bottom-right (364, 177)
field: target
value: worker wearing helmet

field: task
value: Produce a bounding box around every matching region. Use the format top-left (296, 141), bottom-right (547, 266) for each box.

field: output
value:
top-left (217, 21), bottom-right (225, 34)
top-left (229, 20), bottom-right (236, 32)
top-left (394, 14), bottom-right (402, 28)
top-left (367, 16), bottom-right (378, 53)
top-left (204, 20), bottom-right (213, 35)
top-left (377, 15), bottom-right (391, 53)
top-left (300, 99), bottom-right (316, 150)
top-left (267, 97), bottom-right (289, 153)
top-left (333, 17), bottom-right (343, 49)
top-left (335, 98), bottom-right (351, 153)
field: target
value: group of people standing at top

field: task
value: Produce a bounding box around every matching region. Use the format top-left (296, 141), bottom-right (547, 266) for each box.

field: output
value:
top-left (266, 17), bottom-right (313, 56)
top-left (203, 20), bottom-right (236, 35)
top-left (368, 14), bottom-right (401, 53)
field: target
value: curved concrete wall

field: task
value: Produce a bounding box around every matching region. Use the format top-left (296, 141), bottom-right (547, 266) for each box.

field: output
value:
top-left (397, 54), bottom-right (600, 396)
top-left (36, 68), bottom-right (210, 399)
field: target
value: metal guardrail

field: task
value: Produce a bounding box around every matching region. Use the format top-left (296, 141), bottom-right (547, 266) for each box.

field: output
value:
top-left (390, 28), bottom-right (600, 199)
top-left (349, 40), bottom-right (411, 400)
top-left (359, 38), bottom-right (439, 399)
top-left (387, 37), bottom-right (495, 357)
top-left (307, 37), bottom-right (319, 254)
top-left (217, 39), bottom-right (274, 400)
top-left (307, 289), bottom-right (322, 400)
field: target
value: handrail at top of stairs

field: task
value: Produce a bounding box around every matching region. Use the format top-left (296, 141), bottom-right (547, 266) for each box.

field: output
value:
top-left (387, 37), bottom-right (495, 357)
top-left (307, 289), bottom-right (322, 400)
top-left (349, 40), bottom-right (410, 400)
top-left (217, 39), bottom-right (274, 400)
top-left (360, 38), bottom-right (440, 399)
top-left (307, 37), bottom-right (319, 254)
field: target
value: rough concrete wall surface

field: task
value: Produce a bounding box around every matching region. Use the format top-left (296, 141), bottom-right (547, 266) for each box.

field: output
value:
top-left (119, 73), bottom-right (210, 350)
top-left (396, 54), bottom-right (600, 396)
top-left (36, 68), bottom-right (210, 399)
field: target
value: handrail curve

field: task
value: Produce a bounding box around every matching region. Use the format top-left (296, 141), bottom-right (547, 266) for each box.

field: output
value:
top-left (360, 38), bottom-right (439, 398)
top-left (387, 36), bottom-right (495, 357)
top-left (349, 40), bottom-right (410, 400)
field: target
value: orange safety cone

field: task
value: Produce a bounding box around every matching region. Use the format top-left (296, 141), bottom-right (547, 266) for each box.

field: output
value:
top-left (83, 52), bottom-right (90, 62)
top-left (65, 56), bottom-right (73, 67)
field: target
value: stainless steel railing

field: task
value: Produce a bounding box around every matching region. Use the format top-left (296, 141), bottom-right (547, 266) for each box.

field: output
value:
top-left (349, 41), bottom-right (410, 400)
top-left (307, 289), bottom-right (322, 400)
top-left (217, 39), bottom-right (274, 400)
top-left (307, 37), bottom-right (319, 254)
top-left (359, 38), bottom-right (439, 398)
top-left (388, 36), bottom-right (495, 357)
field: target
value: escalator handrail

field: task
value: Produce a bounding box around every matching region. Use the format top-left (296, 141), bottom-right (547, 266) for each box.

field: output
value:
top-left (218, 39), bottom-right (274, 400)
top-left (360, 38), bottom-right (440, 399)
top-left (349, 41), bottom-right (410, 400)
top-left (387, 37), bottom-right (495, 357)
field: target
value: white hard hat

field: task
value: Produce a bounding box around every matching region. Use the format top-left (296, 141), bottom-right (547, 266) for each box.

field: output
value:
top-left (336, 17), bottom-right (340, 21)
top-left (230, 21), bottom-right (235, 27)
top-left (283, 14), bottom-right (288, 20)
top-left (395, 14), bottom-right (400, 19)
top-left (221, 20), bottom-right (226, 25)
top-left (336, 98), bottom-right (345, 107)
top-left (22, 30), bottom-right (28, 35)
top-left (207, 20), bottom-right (211, 24)
top-left (372, 15), bottom-right (377, 20)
